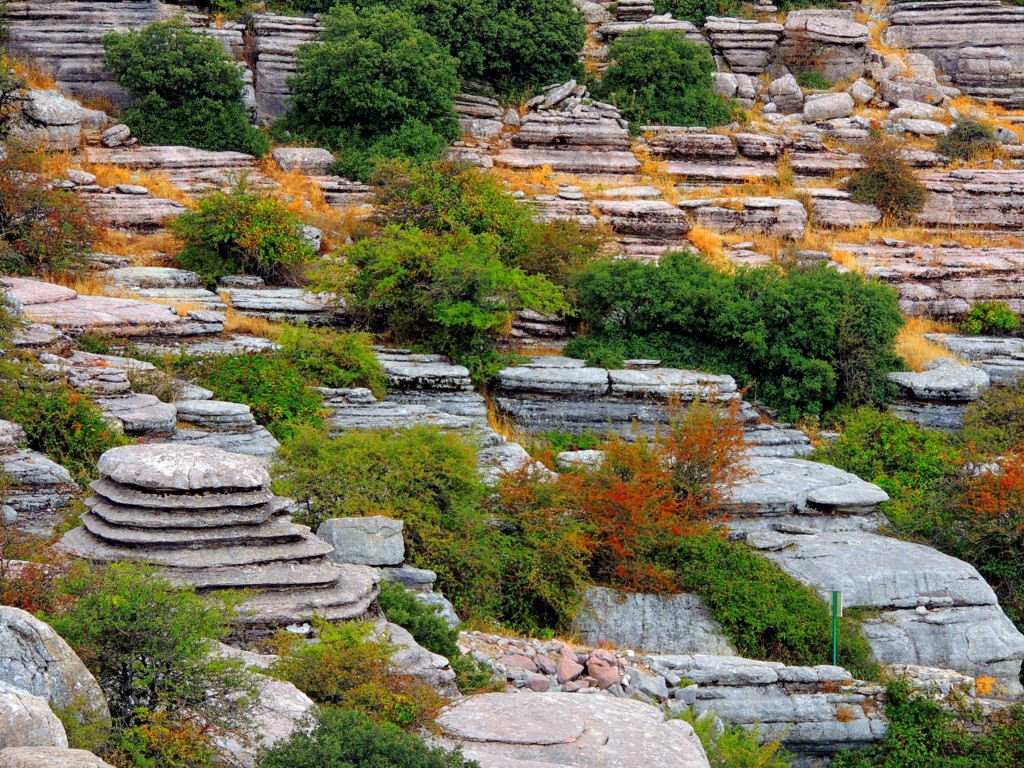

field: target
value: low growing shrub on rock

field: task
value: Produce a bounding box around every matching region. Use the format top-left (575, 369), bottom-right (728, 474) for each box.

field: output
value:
top-left (49, 562), bottom-right (256, 766)
top-left (961, 299), bottom-right (1019, 336)
top-left (256, 707), bottom-right (478, 768)
top-left (102, 17), bottom-right (269, 156)
top-left (312, 224), bottom-right (566, 383)
top-left (276, 325), bottom-right (386, 399)
top-left (936, 118), bottom-right (998, 162)
top-left (676, 708), bottom-right (792, 768)
top-left (845, 135), bottom-right (927, 224)
top-left (268, 620), bottom-right (446, 731)
top-left (592, 30), bottom-right (733, 132)
top-left (652, 0), bottom-right (743, 25)
top-left (170, 178), bottom-right (317, 287)
top-left (0, 147), bottom-right (98, 277)
top-left (962, 379), bottom-right (1024, 454)
top-left (565, 252), bottom-right (904, 421)
top-left (279, 6), bottom-right (460, 181)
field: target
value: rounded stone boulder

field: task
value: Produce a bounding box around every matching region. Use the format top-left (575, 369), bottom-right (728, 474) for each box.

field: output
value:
top-left (96, 444), bottom-right (269, 492)
top-left (0, 747), bottom-right (115, 768)
top-left (0, 682), bottom-right (67, 750)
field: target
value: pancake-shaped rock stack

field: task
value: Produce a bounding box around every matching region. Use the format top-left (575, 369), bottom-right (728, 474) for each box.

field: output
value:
top-left (58, 444), bottom-right (378, 628)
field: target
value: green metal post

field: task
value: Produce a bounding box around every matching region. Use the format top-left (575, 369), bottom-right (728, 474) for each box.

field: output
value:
top-left (831, 591), bottom-right (840, 666)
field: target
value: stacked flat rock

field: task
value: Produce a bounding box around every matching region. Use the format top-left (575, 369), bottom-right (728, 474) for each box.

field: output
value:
top-left (58, 444), bottom-right (378, 627)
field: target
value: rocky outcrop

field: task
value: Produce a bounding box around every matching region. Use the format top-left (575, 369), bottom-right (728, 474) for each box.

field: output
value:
top-left (705, 17), bottom-right (785, 75)
top-left (436, 692), bottom-right (710, 768)
top-left (8, 90), bottom-right (87, 150)
top-left (884, 0), bottom-right (1024, 107)
top-left (249, 14), bottom-right (321, 123)
top-left (916, 170), bottom-right (1024, 230)
top-left (0, 420), bottom-right (78, 536)
top-left (0, 682), bottom-right (66, 750)
top-left (888, 357), bottom-right (990, 430)
top-left (0, 608), bottom-right (110, 734)
top-left (57, 444), bottom-right (379, 630)
top-left (928, 334), bottom-right (1024, 385)
top-left (782, 10), bottom-right (870, 83)
top-left (680, 196), bottom-right (807, 239)
top-left (82, 145), bottom-right (262, 197)
top-left (0, 747), bottom-right (115, 768)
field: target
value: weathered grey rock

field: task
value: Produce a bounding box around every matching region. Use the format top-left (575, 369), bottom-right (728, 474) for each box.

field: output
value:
top-left (271, 147), bottom-right (335, 175)
top-left (705, 17), bottom-right (785, 75)
top-left (0, 682), bottom-right (67, 750)
top-left (0, 747), bottom-right (115, 768)
top-left (317, 516), bottom-right (405, 567)
top-left (100, 124), bottom-right (131, 148)
top-left (889, 358), bottom-right (990, 401)
top-left (1, 419), bottom-right (78, 536)
top-left (173, 400), bottom-right (256, 430)
top-left (848, 78), bottom-right (876, 104)
top-left (680, 197), bottom-right (807, 239)
top-left (416, 592), bottom-right (461, 628)
top-left (575, 587), bottom-right (736, 656)
top-left (783, 10), bottom-right (870, 82)
top-left (104, 267), bottom-right (201, 291)
top-left (803, 92), bottom-right (855, 122)
top-left (879, 53), bottom-right (947, 106)
top-left (437, 692), bottom-right (709, 768)
top-left (97, 443), bottom-right (269, 491)
top-left (728, 457), bottom-right (889, 516)
top-left (769, 74), bottom-right (804, 114)
top-left (899, 118), bottom-right (949, 136)
top-left (0, 608), bottom-right (110, 733)
top-left (9, 90), bottom-right (84, 151)
top-left (382, 621), bottom-right (457, 694)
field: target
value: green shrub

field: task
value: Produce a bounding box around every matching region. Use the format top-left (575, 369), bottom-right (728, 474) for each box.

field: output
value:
top-left (936, 119), bottom-right (998, 162)
top-left (651, 0), bottom-right (743, 25)
top-left (49, 562), bottom-right (256, 765)
top-left (961, 299), bottom-right (1019, 336)
top-left (565, 252), bottom-right (904, 421)
top-left (328, 119), bottom-right (454, 182)
top-left (170, 353), bottom-right (324, 440)
top-left (962, 380), bottom-right (1024, 454)
top-left (846, 135), bottom-right (927, 224)
top-left (0, 64), bottom-right (25, 138)
top-left (256, 707), bottom-right (478, 768)
top-left (676, 708), bottom-right (793, 768)
top-left (268, 620), bottom-right (446, 731)
top-left (0, 147), bottom-right (97, 277)
top-left (102, 17), bottom-right (268, 156)
top-left (833, 679), bottom-right (1024, 768)
top-left (0, 358), bottom-right (129, 485)
top-left (277, 325), bottom-right (386, 398)
top-left (312, 224), bottom-right (566, 383)
top-left (280, 7), bottom-right (459, 181)
top-left (170, 178), bottom-right (317, 287)
top-left (371, 160), bottom-right (605, 288)
top-left (592, 31), bottom-right (733, 133)
top-left (325, 0), bottom-right (584, 91)
top-left (674, 534), bottom-right (879, 678)
top-left (796, 71), bottom-right (834, 90)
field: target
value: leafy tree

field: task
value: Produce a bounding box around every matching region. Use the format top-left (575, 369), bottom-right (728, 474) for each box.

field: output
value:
top-left (103, 17), bottom-right (268, 155)
top-left (49, 562), bottom-right (256, 766)
top-left (280, 6), bottom-right (459, 181)
top-left (565, 252), bottom-right (904, 421)
top-left (256, 707), bottom-right (478, 768)
top-left (592, 31), bottom-right (733, 132)
top-left (313, 224), bottom-right (566, 381)
top-left (0, 147), bottom-right (97, 277)
top-left (846, 135), bottom-right (926, 224)
top-left (170, 178), bottom-right (317, 287)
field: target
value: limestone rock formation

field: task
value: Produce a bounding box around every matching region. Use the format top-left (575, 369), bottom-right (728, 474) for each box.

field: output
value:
top-left (0, 682), bottom-right (67, 750)
top-left (0, 420), bottom-right (78, 535)
top-left (0, 747), bottom-right (115, 768)
top-left (436, 692), bottom-right (710, 768)
top-left (57, 444), bottom-right (379, 629)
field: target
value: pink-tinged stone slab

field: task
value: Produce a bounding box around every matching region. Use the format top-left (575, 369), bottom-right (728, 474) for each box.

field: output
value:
top-left (0, 278), bottom-right (77, 306)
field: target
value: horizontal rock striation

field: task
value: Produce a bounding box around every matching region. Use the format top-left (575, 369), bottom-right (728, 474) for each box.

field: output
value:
top-left (57, 444), bottom-right (379, 629)
top-left (249, 14), bottom-right (321, 124)
top-left (0, 421), bottom-right (78, 536)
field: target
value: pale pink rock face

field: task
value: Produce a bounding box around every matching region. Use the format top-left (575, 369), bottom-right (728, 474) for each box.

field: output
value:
top-left (0, 279), bottom-right (77, 306)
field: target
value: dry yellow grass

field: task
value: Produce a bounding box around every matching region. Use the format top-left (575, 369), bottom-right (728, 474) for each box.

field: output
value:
top-left (490, 164), bottom-right (560, 196)
top-left (7, 57), bottom-right (56, 90)
top-left (634, 143), bottom-right (680, 205)
top-left (94, 231), bottom-right (182, 266)
top-left (50, 274), bottom-right (137, 299)
top-left (896, 316), bottom-right (961, 371)
top-left (831, 249), bottom-right (862, 272)
top-left (687, 225), bottom-right (734, 269)
top-left (35, 150), bottom-right (74, 180)
top-left (221, 308), bottom-right (283, 340)
top-left (835, 225), bottom-right (1023, 249)
top-left (81, 162), bottom-right (194, 207)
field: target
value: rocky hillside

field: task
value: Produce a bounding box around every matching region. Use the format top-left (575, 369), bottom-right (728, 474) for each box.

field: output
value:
top-left (3, 0), bottom-right (1024, 767)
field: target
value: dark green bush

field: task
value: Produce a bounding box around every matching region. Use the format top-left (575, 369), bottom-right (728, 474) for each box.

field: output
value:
top-left (796, 71), bottom-right (834, 90)
top-left (0, 358), bottom-right (128, 485)
top-left (961, 299), bottom-right (1019, 336)
top-left (0, 147), bottom-right (97, 277)
top-left (674, 534), bottom-right (879, 678)
top-left (170, 353), bottom-right (324, 440)
top-left (651, 0), bottom-right (743, 24)
top-left (676, 708), bottom-right (792, 768)
top-left (846, 135), bottom-right (927, 224)
top-left (324, 0), bottom-right (584, 91)
top-left (256, 707), bottom-right (478, 768)
top-left (170, 178), bottom-right (317, 287)
top-left (50, 562), bottom-right (255, 765)
top-left (936, 119), bottom-right (998, 162)
top-left (328, 119), bottom-right (454, 183)
top-left (962, 380), bottom-right (1024, 454)
top-left (102, 17), bottom-right (268, 156)
top-left (312, 224), bottom-right (565, 383)
top-left (276, 325), bottom-right (386, 398)
top-left (833, 679), bottom-right (1024, 768)
top-left (280, 7), bottom-right (459, 181)
top-left (565, 252), bottom-right (904, 421)
top-left (592, 31), bottom-right (733, 133)
top-left (371, 160), bottom-right (605, 288)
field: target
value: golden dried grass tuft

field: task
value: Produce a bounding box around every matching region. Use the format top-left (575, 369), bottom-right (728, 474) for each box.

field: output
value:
top-left (7, 57), bottom-right (57, 90)
top-left (896, 316), bottom-right (961, 371)
top-left (222, 308), bottom-right (283, 340)
top-left (94, 231), bottom-right (182, 267)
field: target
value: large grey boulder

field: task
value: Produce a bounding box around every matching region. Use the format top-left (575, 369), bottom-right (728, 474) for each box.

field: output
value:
top-left (437, 692), bottom-right (709, 768)
top-left (9, 90), bottom-right (84, 150)
top-left (728, 457), bottom-right (889, 516)
top-left (889, 358), bottom-right (990, 401)
top-left (0, 608), bottom-right (110, 733)
top-left (0, 747), bottom-right (115, 768)
top-left (271, 147), bottom-right (335, 176)
top-left (574, 586), bottom-right (736, 656)
top-left (317, 516), bottom-right (405, 567)
top-left (803, 92), bottom-right (855, 122)
top-left (96, 443), bottom-right (270, 492)
top-left (0, 682), bottom-right (67, 749)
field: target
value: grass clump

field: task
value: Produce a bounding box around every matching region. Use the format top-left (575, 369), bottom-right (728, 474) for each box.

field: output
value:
top-left (565, 251), bottom-right (905, 422)
top-left (936, 119), bottom-right (998, 162)
top-left (592, 30), bottom-right (733, 133)
top-left (846, 135), bottom-right (927, 224)
top-left (961, 299), bottom-right (1019, 336)
top-left (102, 17), bottom-right (269, 156)
top-left (676, 708), bottom-right (792, 768)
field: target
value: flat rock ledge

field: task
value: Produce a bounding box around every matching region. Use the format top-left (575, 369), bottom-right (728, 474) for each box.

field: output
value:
top-left (57, 444), bottom-right (378, 630)
top-left (435, 692), bottom-right (709, 768)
